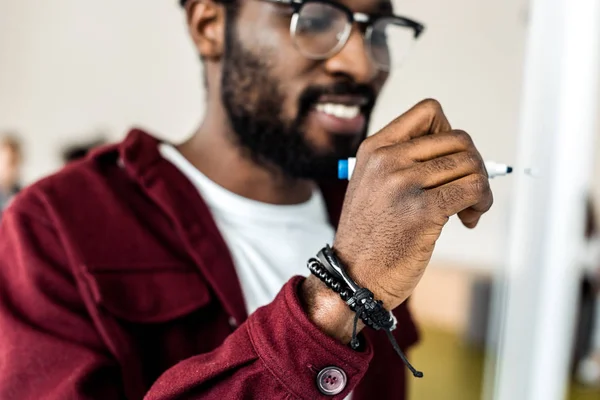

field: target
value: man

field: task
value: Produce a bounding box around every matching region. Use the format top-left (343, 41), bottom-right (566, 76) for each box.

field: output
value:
top-left (0, 134), bottom-right (22, 213)
top-left (0, 0), bottom-right (493, 399)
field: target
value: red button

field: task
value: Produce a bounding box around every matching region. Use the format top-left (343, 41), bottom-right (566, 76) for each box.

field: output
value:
top-left (316, 366), bottom-right (347, 395)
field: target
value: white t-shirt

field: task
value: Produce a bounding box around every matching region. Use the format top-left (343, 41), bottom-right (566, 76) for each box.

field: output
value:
top-left (159, 143), bottom-right (336, 315)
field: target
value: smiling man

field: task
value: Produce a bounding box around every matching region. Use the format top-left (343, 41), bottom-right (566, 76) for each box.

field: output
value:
top-left (0, 0), bottom-right (493, 399)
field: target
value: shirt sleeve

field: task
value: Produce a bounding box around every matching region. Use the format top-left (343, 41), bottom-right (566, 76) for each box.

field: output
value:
top-left (0, 202), bottom-right (374, 400)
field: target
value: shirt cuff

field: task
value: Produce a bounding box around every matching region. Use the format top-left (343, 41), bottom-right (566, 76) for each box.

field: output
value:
top-left (247, 276), bottom-right (373, 399)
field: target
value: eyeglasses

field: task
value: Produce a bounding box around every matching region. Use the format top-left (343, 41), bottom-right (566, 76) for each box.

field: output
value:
top-left (263, 0), bottom-right (425, 71)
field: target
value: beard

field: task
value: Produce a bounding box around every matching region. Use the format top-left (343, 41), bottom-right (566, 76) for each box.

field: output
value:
top-left (220, 15), bottom-right (376, 180)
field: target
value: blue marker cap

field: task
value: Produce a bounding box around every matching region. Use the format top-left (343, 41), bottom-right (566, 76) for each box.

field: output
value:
top-left (338, 159), bottom-right (349, 180)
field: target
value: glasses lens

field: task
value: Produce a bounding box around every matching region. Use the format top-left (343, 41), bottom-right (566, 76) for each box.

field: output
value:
top-left (368, 18), bottom-right (417, 71)
top-left (292, 2), bottom-right (350, 59)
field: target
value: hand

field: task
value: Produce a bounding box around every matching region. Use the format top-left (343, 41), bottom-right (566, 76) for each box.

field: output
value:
top-left (331, 99), bottom-right (493, 311)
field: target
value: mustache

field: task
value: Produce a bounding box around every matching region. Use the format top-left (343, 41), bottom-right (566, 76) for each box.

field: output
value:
top-left (297, 82), bottom-right (377, 117)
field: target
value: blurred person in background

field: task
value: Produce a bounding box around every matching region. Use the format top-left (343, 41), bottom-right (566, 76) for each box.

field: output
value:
top-left (0, 0), bottom-right (493, 399)
top-left (576, 199), bottom-right (600, 387)
top-left (61, 137), bottom-right (107, 164)
top-left (0, 133), bottom-right (22, 212)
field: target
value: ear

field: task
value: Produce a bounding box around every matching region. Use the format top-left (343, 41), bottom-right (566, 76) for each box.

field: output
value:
top-left (185, 0), bottom-right (226, 60)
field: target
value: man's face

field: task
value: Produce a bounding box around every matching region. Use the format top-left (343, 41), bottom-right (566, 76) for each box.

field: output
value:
top-left (220, 0), bottom-right (389, 179)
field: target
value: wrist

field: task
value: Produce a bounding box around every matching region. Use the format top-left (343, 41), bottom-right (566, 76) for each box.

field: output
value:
top-left (303, 247), bottom-right (425, 378)
top-left (300, 274), bottom-right (364, 345)
top-left (332, 243), bottom-right (405, 311)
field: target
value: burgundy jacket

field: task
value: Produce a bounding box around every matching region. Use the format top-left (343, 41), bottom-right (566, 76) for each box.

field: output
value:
top-left (0, 130), bottom-right (418, 399)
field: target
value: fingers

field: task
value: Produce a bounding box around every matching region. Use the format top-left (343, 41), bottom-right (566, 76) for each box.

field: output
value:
top-left (425, 174), bottom-right (493, 222)
top-left (391, 130), bottom-right (476, 162)
top-left (356, 99), bottom-right (453, 165)
top-left (368, 130), bottom-right (482, 187)
top-left (354, 99), bottom-right (494, 228)
top-left (415, 151), bottom-right (484, 189)
top-left (374, 99), bottom-right (452, 146)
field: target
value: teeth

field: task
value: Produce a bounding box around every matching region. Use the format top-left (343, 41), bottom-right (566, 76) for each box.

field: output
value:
top-left (316, 103), bottom-right (360, 119)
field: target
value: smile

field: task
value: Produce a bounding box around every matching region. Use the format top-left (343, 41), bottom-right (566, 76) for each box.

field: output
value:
top-left (315, 103), bottom-right (361, 119)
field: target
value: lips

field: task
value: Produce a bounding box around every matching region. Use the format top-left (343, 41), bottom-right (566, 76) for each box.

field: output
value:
top-left (310, 95), bottom-right (369, 136)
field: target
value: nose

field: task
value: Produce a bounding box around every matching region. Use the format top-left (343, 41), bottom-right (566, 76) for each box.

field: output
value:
top-left (323, 26), bottom-right (378, 83)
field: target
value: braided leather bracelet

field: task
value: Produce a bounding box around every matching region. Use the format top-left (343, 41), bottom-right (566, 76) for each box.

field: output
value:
top-left (307, 245), bottom-right (424, 378)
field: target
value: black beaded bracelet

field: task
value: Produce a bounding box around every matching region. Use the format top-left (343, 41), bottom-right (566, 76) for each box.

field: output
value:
top-left (307, 259), bottom-right (396, 331)
top-left (307, 245), bottom-right (424, 378)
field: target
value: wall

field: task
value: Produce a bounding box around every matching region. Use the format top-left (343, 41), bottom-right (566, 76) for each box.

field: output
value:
top-left (0, 0), bottom-right (530, 270)
top-left (0, 0), bottom-right (204, 176)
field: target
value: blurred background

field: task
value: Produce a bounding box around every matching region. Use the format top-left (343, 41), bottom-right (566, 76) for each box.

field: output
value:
top-left (1, 0), bottom-right (600, 399)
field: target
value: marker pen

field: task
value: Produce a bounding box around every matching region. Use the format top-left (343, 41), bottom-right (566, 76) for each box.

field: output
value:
top-left (338, 158), bottom-right (513, 180)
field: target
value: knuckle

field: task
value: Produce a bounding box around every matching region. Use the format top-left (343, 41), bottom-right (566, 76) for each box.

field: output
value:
top-left (369, 146), bottom-right (392, 170)
top-left (357, 136), bottom-right (378, 158)
top-left (387, 172), bottom-right (422, 200)
top-left (419, 98), bottom-right (443, 115)
top-left (427, 156), bottom-right (457, 174)
top-left (387, 173), bottom-right (408, 190)
top-left (469, 174), bottom-right (490, 197)
top-left (485, 191), bottom-right (495, 210)
top-left (435, 184), bottom-right (461, 208)
top-left (465, 151), bottom-right (483, 169)
top-left (474, 175), bottom-right (494, 209)
top-left (453, 130), bottom-right (473, 147)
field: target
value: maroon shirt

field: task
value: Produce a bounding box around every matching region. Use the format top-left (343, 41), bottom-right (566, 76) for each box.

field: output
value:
top-left (0, 130), bottom-right (418, 399)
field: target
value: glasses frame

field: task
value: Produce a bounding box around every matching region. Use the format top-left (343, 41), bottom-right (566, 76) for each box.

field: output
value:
top-left (264, 0), bottom-right (425, 70)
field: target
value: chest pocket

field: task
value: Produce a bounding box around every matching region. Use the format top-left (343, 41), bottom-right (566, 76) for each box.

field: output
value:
top-left (80, 263), bottom-right (222, 390)
top-left (82, 264), bottom-right (212, 323)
